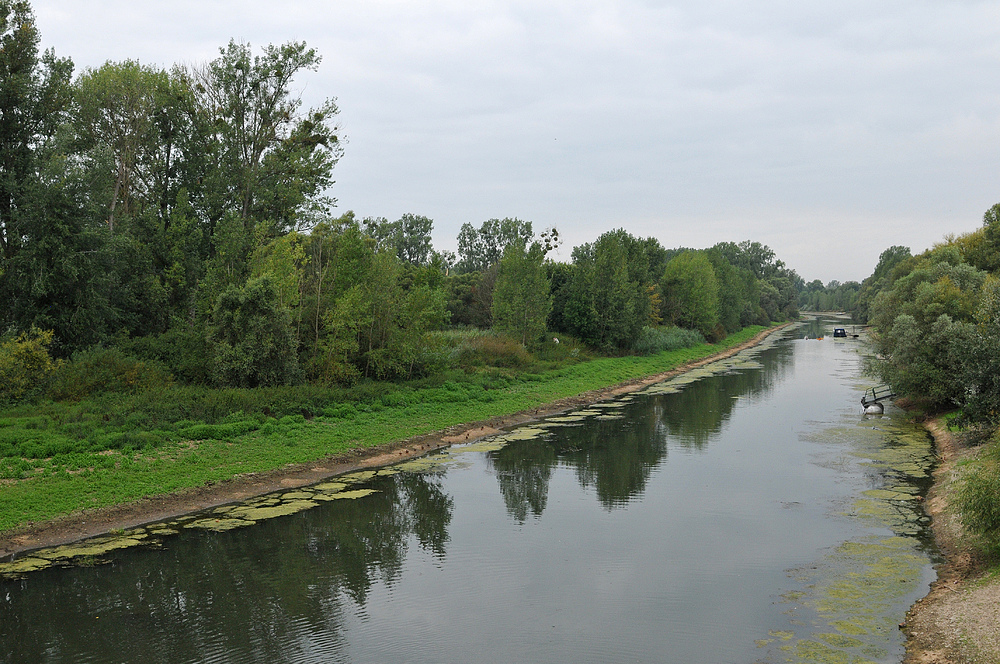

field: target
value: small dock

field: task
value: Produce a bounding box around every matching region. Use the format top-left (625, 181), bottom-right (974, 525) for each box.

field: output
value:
top-left (861, 385), bottom-right (896, 409)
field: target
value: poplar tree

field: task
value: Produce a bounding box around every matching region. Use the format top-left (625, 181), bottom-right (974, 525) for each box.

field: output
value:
top-left (492, 242), bottom-right (551, 346)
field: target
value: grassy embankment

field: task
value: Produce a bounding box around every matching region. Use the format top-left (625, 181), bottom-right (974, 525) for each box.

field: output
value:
top-left (0, 326), bottom-right (769, 534)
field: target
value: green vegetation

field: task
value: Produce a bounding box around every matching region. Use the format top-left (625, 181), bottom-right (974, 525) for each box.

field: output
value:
top-left (853, 205), bottom-right (1000, 558)
top-left (0, 2), bottom-right (809, 535)
top-left (0, 326), bottom-right (767, 533)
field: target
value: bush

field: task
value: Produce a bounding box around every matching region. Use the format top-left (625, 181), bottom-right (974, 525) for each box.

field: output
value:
top-left (117, 319), bottom-right (213, 385)
top-left (0, 328), bottom-right (62, 402)
top-left (208, 276), bottom-right (302, 388)
top-left (451, 333), bottom-right (533, 369)
top-left (47, 347), bottom-right (173, 401)
top-left (534, 334), bottom-right (588, 363)
top-left (631, 326), bottom-right (705, 355)
top-left (957, 436), bottom-right (1000, 554)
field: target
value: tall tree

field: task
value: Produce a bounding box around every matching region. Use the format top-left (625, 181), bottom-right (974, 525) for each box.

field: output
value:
top-left (661, 250), bottom-right (720, 337)
top-left (192, 40), bottom-right (342, 235)
top-left (74, 61), bottom-right (202, 235)
top-left (456, 217), bottom-right (533, 273)
top-left (0, 0), bottom-right (73, 265)
top-left (364, 213), bottom-right (435, 265)
top-left (555, 229), bottom-right (651, 351)
top-left (493, 241), bottom-right (551, 346)
top-left (75, 60), bottom-right (164, 232)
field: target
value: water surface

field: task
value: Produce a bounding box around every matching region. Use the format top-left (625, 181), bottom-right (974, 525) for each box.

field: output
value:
top-left (1, 319), bottom-right (937, 663)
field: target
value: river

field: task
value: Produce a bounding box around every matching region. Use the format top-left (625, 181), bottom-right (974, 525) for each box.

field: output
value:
top-left (1, 318), bottom-right (938, 664)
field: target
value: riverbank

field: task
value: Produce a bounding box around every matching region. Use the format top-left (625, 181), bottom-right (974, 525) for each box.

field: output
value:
top-left (0, 323), bottom-right (790, 559)
top-left (904, 418), bottom-right (1000, 663)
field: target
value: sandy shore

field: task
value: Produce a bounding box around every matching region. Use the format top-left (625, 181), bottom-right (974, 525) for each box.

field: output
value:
top-left (904, 419), bottom-right (1000, 663)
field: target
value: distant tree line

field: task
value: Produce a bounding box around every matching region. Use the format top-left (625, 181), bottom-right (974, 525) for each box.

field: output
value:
top-left (0, 0), bottom-right (804, 399)
top-left (798, 279), bottom-right (861, 313)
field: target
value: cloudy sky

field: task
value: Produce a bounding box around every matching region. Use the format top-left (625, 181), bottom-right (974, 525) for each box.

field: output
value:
top-left (31, 0), bottom-right (1000, 282)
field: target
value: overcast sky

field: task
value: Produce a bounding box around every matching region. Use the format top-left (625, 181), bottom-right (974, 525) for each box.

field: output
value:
top-left (31, 0), bottom-right (1000, 282)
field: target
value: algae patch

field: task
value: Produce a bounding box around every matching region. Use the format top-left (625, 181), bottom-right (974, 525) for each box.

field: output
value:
top-left (754, 386), bottom-right (936, 664)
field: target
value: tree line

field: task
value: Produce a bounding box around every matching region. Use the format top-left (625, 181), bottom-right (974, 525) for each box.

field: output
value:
top-left (850, 205), bottom-right (1000, 552)
top-left (0, 0), bottom-right (804, 399)
top-left (848, 213), bottom-right (1000, 423)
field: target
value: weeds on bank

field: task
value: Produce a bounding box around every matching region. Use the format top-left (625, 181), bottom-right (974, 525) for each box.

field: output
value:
top-left (956, 430), bottom-right (1000, 562)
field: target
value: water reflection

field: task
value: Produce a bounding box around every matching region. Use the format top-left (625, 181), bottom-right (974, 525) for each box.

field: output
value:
top-left (1, 320), bottom-right (935, 664)
top-left (491, 436), bottom-right (556, 521)
top-left (1, 472), bottom-right (452, 664)
top-left (489, 339), bottom-right (794, 517)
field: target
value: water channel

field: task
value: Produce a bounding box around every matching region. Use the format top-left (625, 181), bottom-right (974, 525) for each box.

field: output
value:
top-left (1, 318), bottom-right (938, 664)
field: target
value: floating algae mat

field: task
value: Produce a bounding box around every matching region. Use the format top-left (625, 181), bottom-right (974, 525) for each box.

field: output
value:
top-left (0, 467), bottom-right (392, 577)
top-left (0, 389), bottom-right (642, 579)
top-left (5, 318), bottom-right (942, 664)
top-left (640, 330), bottom-right (786, 397)
top-left (753, 400), bottom-right (937, 663)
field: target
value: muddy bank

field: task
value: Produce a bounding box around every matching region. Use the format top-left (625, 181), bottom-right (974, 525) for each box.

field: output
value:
top-left (0, 324), bottom-right (791, 560)
top-left (904, 419), bottom-right (1000, 664)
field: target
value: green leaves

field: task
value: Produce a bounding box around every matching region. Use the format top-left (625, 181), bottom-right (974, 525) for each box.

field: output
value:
top-left (661, 250), bottom-right (719, 338)
top-left (492, 242), bottom-right (551, 347)
top-left (208, 276), bottom-right (301, 388)
top-left (192, 39), bottom-right (342, 233)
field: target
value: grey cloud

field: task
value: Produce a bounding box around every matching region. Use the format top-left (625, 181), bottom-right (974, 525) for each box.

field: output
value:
top-left (32, 0), bottom-right (1000, 281)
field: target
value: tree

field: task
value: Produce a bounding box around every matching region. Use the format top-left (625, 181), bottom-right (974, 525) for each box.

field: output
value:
top-left (867, 247), bottom-right (986, 409)
top-left (961, 275), bottom-right (1000, 423)
top-left (705, 249), bottom-right (746, 333)
top-left (0, 0), bottom-right (73, 265)
top-left (492, 242), bottom-right (551, 346)
top-left (192, 40), bottom-right (342, 234)
top-left (208, 276), bottom-right (301, 387)
top-left (853, 245), bottom-right (911, 322)
top-left (712, 240), bottom-right (779, 279)
top-left (75, 60), bottom-right (169, 233)
top-left (555, 229), bottom-right (651, 350)
top-left (3, 161), bottom-right (120, 352)
top-left (364, 213), bottom-right (434, 265)
top-left (456, 217), bottom-right (533, 273)
top-left (661, 250), bottom-right (719, 337)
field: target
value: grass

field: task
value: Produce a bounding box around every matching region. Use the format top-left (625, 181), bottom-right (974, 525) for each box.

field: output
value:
top-left (0, 325), bottom-right (770, 534)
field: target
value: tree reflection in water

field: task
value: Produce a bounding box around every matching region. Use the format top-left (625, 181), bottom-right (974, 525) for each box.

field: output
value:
top-left (1, 472), bottom-right (453, 664)
top-left (489, 340), bottom-right (793, 517)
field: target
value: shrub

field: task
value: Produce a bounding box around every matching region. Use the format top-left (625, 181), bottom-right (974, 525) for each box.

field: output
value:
top-left (208, 276), bottom-right (302, 388)
top-left (451, 334), bottom-right (533, 369)
top-left (117, 319), bottom-right (213, 385)
top-left (47, 347), bottom-right (173, 401)
top-left (534, 334), bottom-right (588, 363)
top-left (0, 328), bottom-right (62, 402)
top-left (631, 326), bottom-right (705, 355)
top-left (956, 434), bottom-right (1000, 553)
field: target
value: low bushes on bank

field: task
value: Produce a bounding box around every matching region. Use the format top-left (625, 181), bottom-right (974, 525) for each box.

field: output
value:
top-left (957, 431), bottom-right (1000, 558)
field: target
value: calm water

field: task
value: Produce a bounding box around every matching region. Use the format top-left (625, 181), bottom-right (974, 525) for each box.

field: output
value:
top-left (1, 319), bottom-right (938, 664)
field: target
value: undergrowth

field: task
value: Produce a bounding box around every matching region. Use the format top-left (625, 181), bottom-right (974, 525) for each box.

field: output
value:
top-left (957, 430), bottom-right (1000, 561)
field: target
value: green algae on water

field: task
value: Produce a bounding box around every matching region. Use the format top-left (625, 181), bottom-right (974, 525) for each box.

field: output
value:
top-left (754, 384), bottom-right (936, 664)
